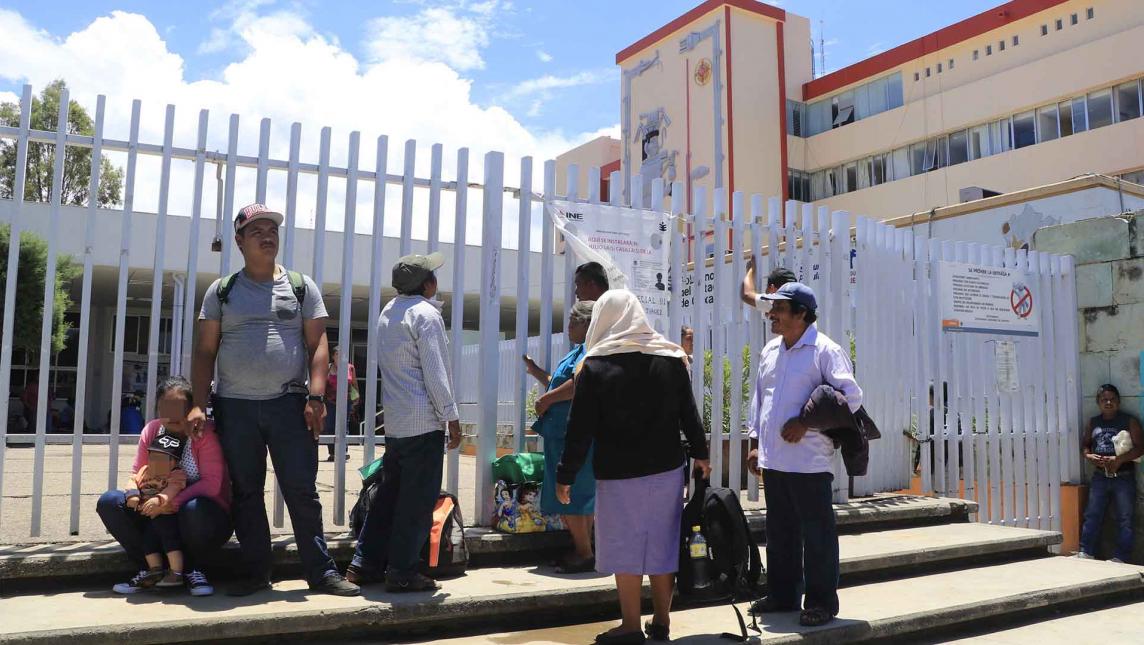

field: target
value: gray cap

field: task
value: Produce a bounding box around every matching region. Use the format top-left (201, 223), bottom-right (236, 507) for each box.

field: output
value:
top-left (392, 252), bottom-right (445, 292)
top-left (762, 281), bottom-right (817, 310)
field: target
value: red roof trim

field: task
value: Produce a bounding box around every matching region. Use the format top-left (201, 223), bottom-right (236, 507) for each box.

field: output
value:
top-left (802, 0), bottom-right (1071, 100)
top-left (616, 0), bottom-right (785, 64)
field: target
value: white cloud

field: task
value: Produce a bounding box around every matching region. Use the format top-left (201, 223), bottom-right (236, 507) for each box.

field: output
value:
top-left (0, 8), bottom-right (611, 246)
top-left (0, 90), bottom-right (19, 106)
top-left (366, 7), bottom-right (489, 71)
top-left (505, 70), bottom-right (613, 100)
top-left (536, 50), bottom-right (552, 63)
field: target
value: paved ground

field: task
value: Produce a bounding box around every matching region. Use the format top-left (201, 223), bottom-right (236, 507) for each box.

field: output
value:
top-left (934, 600), bottom-right (1144, 644)
top-left (0, 443), bottom-right (479, 545)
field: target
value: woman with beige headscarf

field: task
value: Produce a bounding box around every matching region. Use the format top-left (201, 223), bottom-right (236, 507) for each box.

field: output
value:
top-left (557, 290), bottom-right (711, 645)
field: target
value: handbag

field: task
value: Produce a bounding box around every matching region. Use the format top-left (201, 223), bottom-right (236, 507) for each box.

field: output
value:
top-left (491, 453), bottom-right (545, 485)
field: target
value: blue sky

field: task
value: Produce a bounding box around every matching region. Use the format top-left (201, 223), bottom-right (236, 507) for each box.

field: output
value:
top-left (1, 0), bottom-right (1006, 141)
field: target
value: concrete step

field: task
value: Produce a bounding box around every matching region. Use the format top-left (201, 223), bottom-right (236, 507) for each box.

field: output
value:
top-left (425, 559), bottom-right (1144, 645)
top-left (0, 494), bottom-right (975, 587)
top-left (0, 522), bottom-right (1064, 644)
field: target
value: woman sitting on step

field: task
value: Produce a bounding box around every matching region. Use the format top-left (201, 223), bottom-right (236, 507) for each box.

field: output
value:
top-left (96, 376), bottom-right (233, 596)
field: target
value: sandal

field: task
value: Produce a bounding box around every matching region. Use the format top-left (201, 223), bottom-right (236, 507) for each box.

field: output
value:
top-left (644, 620), bottom-right (670, 641)
top-left (554, 555), bottom-right (596, 574)
top-left (798, 607), bottom-right (834, 627)
top-left (749, 596), bottom-right (798, 615)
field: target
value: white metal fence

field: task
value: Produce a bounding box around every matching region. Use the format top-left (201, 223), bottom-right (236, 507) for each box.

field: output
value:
top-left (0, 83), bottom-right (1080, 539)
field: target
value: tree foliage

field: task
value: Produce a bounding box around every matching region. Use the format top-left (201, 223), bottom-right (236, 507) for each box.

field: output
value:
top-left (0, 79), bottom-right (124, 207)
top-left (0, 224), bottom-right (79, 355)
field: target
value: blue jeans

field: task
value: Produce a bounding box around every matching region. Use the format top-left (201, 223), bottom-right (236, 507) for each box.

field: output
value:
top-left (96, 490), bottom-right (232, 570)
top-left (215, 394), bottom-right (337, 584)
top-left (352, 430), bottom-right (444, 576)
top-left (762, 469), bottom-right (840, 615)
top-left (1080, 470), bottom-right (1136, 561)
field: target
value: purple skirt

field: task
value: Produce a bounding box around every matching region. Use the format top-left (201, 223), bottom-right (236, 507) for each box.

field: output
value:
top-left (595, 466), bottom-right (686, 575)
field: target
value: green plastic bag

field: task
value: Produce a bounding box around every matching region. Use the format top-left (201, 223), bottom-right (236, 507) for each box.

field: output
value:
top-left (491, 453), bottom-right (545, 485)
top-left (358, 455), bottom-right (384, 484)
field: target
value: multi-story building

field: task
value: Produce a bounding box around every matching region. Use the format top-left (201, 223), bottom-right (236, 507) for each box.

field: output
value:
top-left (566, 0), bottom-right (1144, 228)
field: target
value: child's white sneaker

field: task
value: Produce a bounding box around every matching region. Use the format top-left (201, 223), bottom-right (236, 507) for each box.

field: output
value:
top-left (1073, 551), bottom-right (1094, 559)
top-left (1110, 557), bottom-right (1126, 564)
top-left (113, 568), bottom-right (165, 594)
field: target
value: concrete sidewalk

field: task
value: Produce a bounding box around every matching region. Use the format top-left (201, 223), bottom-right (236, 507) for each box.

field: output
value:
top-left (0, 521), bottom-right (1070, 644)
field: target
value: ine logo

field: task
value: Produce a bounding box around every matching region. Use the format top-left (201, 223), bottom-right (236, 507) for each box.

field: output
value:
top-left (658, 221), bottom-right (668, 232)
top-left (565, 212), bottom-right (584, 221)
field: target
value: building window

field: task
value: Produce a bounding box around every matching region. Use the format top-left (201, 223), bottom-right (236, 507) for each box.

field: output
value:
top-left (1055, 19), bottom-right (1063, 30)
top-left (886, 73), bottom-right (904, 109)
top-left (986, 45), bottom-right (993, 55)
top-left (1036, 105), bottom-right (1060, 142)
top-left (925, 67), bottom-right (931, 77)
top-left (1122, 170), bottom-right (1144, 185)
top-left (949, 58), bottom-right (955, 70)
top-left (1041, 25), bottom-right (1048, 36)
top-left (968, 124), bottom-right (991, 159)
top-left (914, 72), bottom-right (920, 82)
top-left (1013, 35), bottom-right (1019, 46)
top-left (1087, 8), bottom-right (1094, 20)
top-left (1087, 89), bottom-right (1114, 129)
top-left (832, 91), bottom-right (855, 127)
top-left (1012, 111), bottom-right (1036, 148)
top-left (1115, 81), bottom-right (1142, 122)
top-left (948, 130), bottom-right (969, 165)
top-left (1058, 100), bottom-right (1075, 137)
top-left (937, 63), bottom-right (943, 73)
top-left (973, 50), bottom-right (979, 60)
top-left (1071, 13), bottom-right (1078, 25)
top-left (992, 118), bottom-right (1013, 152)
top-left (1071, 96), bottom-right (1088, 133)
top-left (999, 40), bottom-right (1006, 52)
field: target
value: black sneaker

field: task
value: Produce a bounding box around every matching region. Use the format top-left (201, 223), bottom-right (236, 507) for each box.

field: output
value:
top-left (185, 570), bottom-right (214, 597)
top-left (226, 577), bottom-right (272, 597)
top-left (385, 571), bottom-right (440, 593)
top-left (113, 568), bottom-right (165, 594)
top-left (749, 596), bottom-right (798, 615)
top-left (310, 571), bottom-right (360, 596)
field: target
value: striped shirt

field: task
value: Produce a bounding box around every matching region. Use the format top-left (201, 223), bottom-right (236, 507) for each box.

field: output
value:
top-left (377, 295), bottom-right (459, 438)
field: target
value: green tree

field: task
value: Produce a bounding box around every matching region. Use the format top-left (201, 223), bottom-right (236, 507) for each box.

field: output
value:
top-left (703, 345), bottom-right (754, 434)
top-left (0, 225), bottom-right (79, 355)
top-left (0, 79), bottom-right (123, 206)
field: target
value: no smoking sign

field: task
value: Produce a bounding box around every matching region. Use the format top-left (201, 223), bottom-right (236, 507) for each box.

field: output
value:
top-left (1010, 283), bottom-right (1034, 319)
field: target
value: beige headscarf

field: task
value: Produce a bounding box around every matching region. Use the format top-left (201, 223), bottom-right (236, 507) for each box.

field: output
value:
top-left (582, 289), bottom-right (687, 361)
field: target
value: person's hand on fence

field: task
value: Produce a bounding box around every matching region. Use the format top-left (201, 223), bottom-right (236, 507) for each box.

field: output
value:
top-left (556, 483), bottom-right (572, 505)
top-left (447, 420), bottom-right (462, 450)
top-left (304, 399), bottom-right (325, 441)
top-left (781, 417), bottom-right (809, 443)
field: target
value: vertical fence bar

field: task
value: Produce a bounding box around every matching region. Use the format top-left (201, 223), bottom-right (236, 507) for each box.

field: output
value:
top-left (1039, 252), bottom-right (1060, 534)
top-left (540, 161), bottom-right (555, 372)
top-left (692, 188), bottom-right (710, 484)
top-left (29, 88), bottom-right (70, 536)
top-left (68, 94), bottom-right (106, 535)
top-left (1059, 256), bottom-right (1082, 483)
top-left (563, 166), bottom-right (578, 355)
top-left (364, 136), bottom-right (389, 466)
top-left (915, 236), bottom-right (933, 494)
top-left (830, 211), bottom-right (850, 503)
top-left (144, 105), bottom-right (176, 425)
top-left (448, 149), bottom-right (470, 496)
top-left (476, 151), bottom-right (505, 526)
top-left (283, 123), bottom-right (302, 269)
top-left (711, 189), bottom-right (727, 489)
top-left (332, 131), bottom-right (360, 525)
top-left (729, 191), bottom-right (746, 497)
top-left (588, 166), bottom-right (602, 204)
top-left (399, 140), bottom-right (416, 256)
top-left (428, 143), bottom-right (443, 254)
top-left (0, 86), bottom-right (32, 523)
top-left (108, 101), bottom-right (141, 492)
top-left (220, 115), bottom-right (239, 275)
top-left (669, 181), bottom-right (685, 342)
top-left (514, 157), bottom-right (533, 453)
top-left (182, 110), bottom-right (210, 377)
top-left (745, 194), bottom-right (765, 502)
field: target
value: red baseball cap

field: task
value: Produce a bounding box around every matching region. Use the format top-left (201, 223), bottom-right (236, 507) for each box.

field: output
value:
top-left (234, 203), bottom-right (284, 232)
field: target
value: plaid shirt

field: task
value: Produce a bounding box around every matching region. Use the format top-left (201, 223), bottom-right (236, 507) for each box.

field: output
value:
top-left (377, 295), bottom-right (459, 438)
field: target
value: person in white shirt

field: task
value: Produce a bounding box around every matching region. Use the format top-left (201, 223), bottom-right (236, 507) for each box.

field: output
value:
top-left (745, 282), bottom-right (861, 628)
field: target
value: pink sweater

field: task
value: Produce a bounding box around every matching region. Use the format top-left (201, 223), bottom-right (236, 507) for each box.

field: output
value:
top-left (134, 420), bottom-right (232, 513)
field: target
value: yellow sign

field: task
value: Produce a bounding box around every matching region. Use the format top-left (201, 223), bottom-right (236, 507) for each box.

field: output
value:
top-left (694, 58), bottom-right (712, 86)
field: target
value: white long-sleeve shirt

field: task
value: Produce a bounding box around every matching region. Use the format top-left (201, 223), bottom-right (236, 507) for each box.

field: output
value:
top-left (377, 295), bottom-right (459, 438)
top-left (748, 324), bottom-right (862, 474)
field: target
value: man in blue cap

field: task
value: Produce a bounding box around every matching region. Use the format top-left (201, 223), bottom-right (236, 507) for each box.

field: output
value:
top-left (745, 282), bottom-right (862, 627)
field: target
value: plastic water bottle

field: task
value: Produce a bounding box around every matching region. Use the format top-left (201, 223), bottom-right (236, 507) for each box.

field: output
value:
top-left (689, 525), bottom-right (713, 591)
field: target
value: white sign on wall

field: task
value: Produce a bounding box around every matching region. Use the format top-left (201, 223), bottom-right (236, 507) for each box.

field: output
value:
top-left (938, 261), bottom-right (1039, 337)
top-left (547, 200), bottom-right (671, 332)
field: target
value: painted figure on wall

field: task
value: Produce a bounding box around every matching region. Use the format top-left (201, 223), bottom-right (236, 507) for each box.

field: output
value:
top-left (634, 108), bottom-right (678, 207)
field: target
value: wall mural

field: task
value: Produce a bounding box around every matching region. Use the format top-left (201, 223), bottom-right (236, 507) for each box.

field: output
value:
top-left (1001, 204), bottom-right (1060, 251)
top-left (634, 107), bottom-right (678, 207)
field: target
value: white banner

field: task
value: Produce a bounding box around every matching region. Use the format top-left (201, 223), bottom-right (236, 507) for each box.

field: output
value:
top-left (939, 261), bottom-right (1040, 337)
top-left (546, 200), bottom-right (671, 332)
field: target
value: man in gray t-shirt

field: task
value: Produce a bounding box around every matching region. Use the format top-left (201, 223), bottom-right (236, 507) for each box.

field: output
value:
top-left (189, 203), bottom-right (358, 597)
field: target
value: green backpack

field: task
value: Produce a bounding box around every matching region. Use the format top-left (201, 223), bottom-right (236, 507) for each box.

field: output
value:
top-left (217, 267), bottom-right (306, 307)
top-left (492, 453), bottom-right (546, 485)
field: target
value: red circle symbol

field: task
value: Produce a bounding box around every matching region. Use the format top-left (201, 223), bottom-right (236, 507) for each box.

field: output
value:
top-left (1010, 285), bottom-right (1033, 318)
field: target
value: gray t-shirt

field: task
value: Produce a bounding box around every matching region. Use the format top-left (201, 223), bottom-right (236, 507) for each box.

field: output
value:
top-left (199, 270), bottom-right (328, 400)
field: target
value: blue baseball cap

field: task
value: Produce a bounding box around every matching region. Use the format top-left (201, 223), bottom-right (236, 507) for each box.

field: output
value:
top-left (762, 282), bottom-right (817, 310)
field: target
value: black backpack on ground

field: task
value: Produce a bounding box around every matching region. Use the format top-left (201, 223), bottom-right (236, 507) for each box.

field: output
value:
top-left (677, 469), bottom-right (765, 642)
top-left (349, 475), bottom-right (468, 579)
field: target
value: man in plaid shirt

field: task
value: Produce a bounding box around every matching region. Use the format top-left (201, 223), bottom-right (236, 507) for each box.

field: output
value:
top-left (347, 252), bottom-right (461, 592)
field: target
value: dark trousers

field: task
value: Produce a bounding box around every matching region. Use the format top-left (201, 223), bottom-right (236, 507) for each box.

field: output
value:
top-left (323, 400), bottom-right (357, 457)
top-left (762, 469), bottom-right (840, 615)
top-left (215, 394), bottom-right (336, 584)
top-left (97, 490), bottom-right (232, 570)
top-left (1080, 470), bottom-right (1136, 561)
top-left (352, 430), bottom-right (444, 576)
